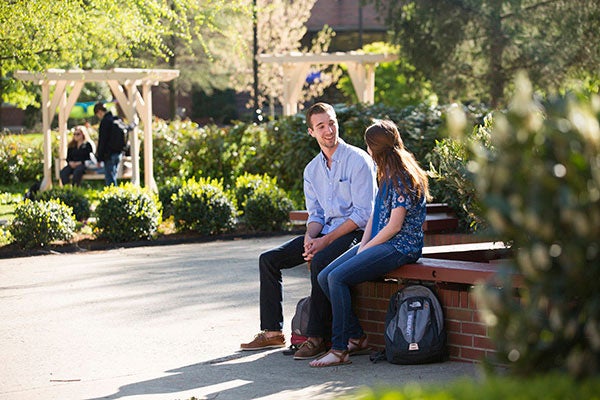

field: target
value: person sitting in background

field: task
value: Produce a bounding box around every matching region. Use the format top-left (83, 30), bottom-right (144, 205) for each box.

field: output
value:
top-left (59, 125), bottom-right (95, 186)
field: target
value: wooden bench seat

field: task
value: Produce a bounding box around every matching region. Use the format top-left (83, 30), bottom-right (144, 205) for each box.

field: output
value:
top-left (384, 242), bottom-right (519, 287)
top-left (385, 257), bottom-right (521, 288)
top-left (54, 156), bottom-right (132, 183)
top-left (421, 241), bottom-right (511, 261)
top-left (289, 203), bottom-right (459, 233)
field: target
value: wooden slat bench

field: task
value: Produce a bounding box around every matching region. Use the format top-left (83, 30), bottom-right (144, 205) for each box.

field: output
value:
top-left (353, 241), bottom-right (520, 364)
top-left (54, 156), bottom-right (133, 183)
top-left (290, 203), bottom-right (459, 234)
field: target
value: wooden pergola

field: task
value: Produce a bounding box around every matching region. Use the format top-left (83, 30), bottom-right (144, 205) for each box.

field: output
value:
top-left (258, 52), bottom-right (397, 115)
top-left (14, 68), bottom-right (180, 192)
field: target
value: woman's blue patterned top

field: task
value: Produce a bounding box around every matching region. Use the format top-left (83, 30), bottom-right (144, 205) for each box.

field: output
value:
top-left (370, 175), bottom-right (426, 258)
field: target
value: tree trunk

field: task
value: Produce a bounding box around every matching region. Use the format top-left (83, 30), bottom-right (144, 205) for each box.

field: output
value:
top-left (0, 67), bottom-right (4, 130)
top-left (488, 0), bottom-right (506, 108)
top-left (168, 54), bottom-right (178, 120)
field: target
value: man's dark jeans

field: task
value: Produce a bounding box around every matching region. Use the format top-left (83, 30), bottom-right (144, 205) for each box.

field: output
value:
top-left (258, 230), bottom-right (363, 340)
top-left (104, 152), bottom-right (122, 186)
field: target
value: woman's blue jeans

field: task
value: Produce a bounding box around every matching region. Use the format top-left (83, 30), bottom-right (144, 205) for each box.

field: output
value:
top-left (318, 243), bottom-right (418, 351)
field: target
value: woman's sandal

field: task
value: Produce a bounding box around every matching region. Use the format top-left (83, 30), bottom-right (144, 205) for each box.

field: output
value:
top-left (348, 335), bottom-right (372, 356)
top-left (309, 349), bottom-right (351, 368)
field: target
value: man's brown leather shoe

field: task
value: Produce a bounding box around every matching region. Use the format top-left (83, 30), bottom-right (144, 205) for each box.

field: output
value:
top-left (293, 339), bottom-right (326, 360)
top-left (240, 332), bottom-right (285, 351)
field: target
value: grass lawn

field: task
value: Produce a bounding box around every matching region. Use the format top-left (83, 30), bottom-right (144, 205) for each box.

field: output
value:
top-left (18, 132), bottom-right (44, 145)
top-left (0, 183), bottom-right (30, 223)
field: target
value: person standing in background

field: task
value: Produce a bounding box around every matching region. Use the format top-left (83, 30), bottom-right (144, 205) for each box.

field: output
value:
top-left (94, 102), bottom-right (122, 186)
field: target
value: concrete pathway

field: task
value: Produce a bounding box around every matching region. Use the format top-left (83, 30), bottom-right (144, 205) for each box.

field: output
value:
top-left (0, 235), bottom-right (481, 400)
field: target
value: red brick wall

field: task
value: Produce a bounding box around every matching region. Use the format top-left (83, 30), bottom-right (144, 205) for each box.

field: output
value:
top-left (306, 0), bottom-right (386, 32)
top-left (353, 279), bottom-right (498, 363)
top-left (1, 104), bottom-right (26, 129)
top-left (424, 233), bottom-right (489, 246)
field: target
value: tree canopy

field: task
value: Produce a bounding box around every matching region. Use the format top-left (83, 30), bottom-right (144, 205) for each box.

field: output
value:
top-left (367, 0), bottom-right (600, 107)
top-left (0, 0), bottom-right (247, 110)
top-left (1, 0), bottom-right (335, 119)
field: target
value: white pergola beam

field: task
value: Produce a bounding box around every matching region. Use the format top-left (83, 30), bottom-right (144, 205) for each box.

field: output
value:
top-left (15, 68), bottom-right (180, 85)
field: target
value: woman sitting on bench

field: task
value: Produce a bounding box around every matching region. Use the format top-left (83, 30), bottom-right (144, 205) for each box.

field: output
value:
top-left (310, 119), bottom-right (431, 368)
top-left (59, 125), bottom-right (95, 186)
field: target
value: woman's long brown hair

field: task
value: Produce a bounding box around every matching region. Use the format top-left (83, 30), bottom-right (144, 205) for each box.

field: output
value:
top-left (364, 120), bottom-right (431, 202)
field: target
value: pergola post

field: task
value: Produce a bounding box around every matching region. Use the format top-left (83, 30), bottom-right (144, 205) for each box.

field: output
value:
top-left (281, 63), bottom-right (312, 116)
top-left (141, 83), bottom-right (155, 191)
top-left (40, 83), bottom-right (53, 190)
top-left (346, 62), bottom-right (376, 104)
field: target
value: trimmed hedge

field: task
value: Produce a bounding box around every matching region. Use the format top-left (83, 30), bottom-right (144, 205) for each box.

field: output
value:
top-left (9, 199), bottom-right (76, 249)
top-left (94, 183), bottom-right (161, 242)
top-left (36, 186), bottom-right (91, 221)
top-left (171, 177), bottom-right (236, 235)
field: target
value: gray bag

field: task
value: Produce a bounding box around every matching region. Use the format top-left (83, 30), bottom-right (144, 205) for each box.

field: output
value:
top-left (384, 285), bottom-right (447, 364)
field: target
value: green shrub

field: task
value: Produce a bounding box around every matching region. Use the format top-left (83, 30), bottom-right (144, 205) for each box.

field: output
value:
top-left (0, 133), bottom-right (43, 184)
top-left (4, 103), bottom-right (494, 230)
top-left (158, 178), bottom-right (184, 218)
top-left (172, 177), bottom-right (236, 235)
top-left (8, 199), bottom-right (76, 249)
top-left (426, 113), bottom-right (494, 233)
top-left (0, 191), bottom-right (22, 205)
top-left (0, 226), bottom-right (11, 246)
top-left (148, 119), bottom-right (197, 183)
top-left (244, 186), bottom-right (294, 232)
top-left (355, 374), bottom-right (600, 400)
top-left (459, 74), bottom-right (600, 378)
top-left (233, 173), bottom-right (276, 213)
top-left (146, 104), bottom-right (492, 209)
top-left (36, 186), bottom-right (91, 221)
top-left (94, 183), bottom-right (161, 242)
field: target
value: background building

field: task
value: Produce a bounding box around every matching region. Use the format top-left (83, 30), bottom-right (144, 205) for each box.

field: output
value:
top-left (303, 0), bottom-right (388, 51)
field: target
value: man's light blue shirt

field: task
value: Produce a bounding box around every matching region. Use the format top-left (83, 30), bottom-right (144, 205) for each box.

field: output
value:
top-left (303, 138), bottom-right (377, 235)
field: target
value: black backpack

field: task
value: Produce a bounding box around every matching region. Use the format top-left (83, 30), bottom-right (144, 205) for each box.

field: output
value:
top-left (110, 118), bottom-right (134, 154)
top-left (381, 284), bottom-right (447, 364)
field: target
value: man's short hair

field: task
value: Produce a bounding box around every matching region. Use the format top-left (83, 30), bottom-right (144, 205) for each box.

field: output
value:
top-left (306, 102), bottom-right (335, 129)
top-left (93, 102), bottom-right (107, 114)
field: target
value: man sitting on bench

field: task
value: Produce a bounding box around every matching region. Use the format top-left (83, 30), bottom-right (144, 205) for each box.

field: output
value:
top-left (240, 102), bottom-right (377, 360)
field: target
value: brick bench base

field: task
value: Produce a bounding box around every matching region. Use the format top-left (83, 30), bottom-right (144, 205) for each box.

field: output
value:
top-left (352, 243), bottom-right (517, 364)
top-left (353, 279), bottom-right (496, 363)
